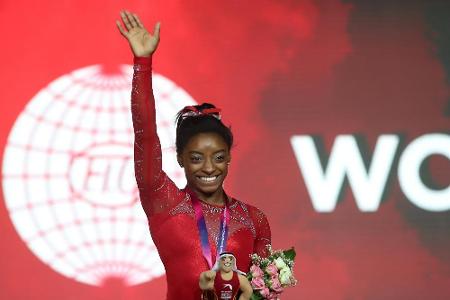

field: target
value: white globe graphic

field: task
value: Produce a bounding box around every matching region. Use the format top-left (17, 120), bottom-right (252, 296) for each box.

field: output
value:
top-left (1, 64), bottom-right (196, 286)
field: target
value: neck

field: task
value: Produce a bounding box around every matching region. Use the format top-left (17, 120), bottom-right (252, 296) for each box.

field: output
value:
top-left (189, 186), bottom-right (225, 205)
top-left (220, 270), bottom-right (233, 280)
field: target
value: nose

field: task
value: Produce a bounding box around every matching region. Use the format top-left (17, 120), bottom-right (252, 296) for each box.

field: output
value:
top-left (202, 158), bottom-right (215, 174)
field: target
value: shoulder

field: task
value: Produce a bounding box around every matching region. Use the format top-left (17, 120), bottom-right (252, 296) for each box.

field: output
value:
top-left (238, 199), bottom-right (268, 218)
top-left (237, 273), bottom-right (252, 292)
top-left (232, 198), bottom-right (269, 224)
top-left (237, 273), bottom-right (248, 282)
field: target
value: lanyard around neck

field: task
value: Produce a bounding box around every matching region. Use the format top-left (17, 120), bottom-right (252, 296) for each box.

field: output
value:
top-left (187, 188), bottom-right (230, 269)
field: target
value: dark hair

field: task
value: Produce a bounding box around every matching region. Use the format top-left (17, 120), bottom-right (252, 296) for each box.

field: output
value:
top-left (175, 103), bottom-right (233, 155)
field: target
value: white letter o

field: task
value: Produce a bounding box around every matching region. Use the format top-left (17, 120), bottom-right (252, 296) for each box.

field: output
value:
top-left (398, 133), bottom-right (450, 211)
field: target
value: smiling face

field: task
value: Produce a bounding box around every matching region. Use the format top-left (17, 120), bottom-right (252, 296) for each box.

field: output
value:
top-left (219, 255), bottom-right (234, 273)
top-left (178, 132), bottom-right (231, 199)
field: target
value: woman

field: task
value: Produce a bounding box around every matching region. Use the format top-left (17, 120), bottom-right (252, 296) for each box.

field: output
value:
top-left (117, 11), bottom-right (271, 300)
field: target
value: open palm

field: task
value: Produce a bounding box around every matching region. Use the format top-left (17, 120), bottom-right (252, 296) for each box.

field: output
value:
top-left (116, 11), bottom-right (160, 57)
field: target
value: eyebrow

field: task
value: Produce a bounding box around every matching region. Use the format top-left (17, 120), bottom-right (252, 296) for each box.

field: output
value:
top-left (188, 150), bottom-right (226, 155)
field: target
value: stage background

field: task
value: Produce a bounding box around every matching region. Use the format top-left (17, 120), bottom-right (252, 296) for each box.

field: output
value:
top-left (1, 0), bottom-right (449, 299)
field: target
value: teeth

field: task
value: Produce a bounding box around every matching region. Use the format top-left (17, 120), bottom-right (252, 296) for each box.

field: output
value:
top-left (199, 176), bottom-right (218, 182)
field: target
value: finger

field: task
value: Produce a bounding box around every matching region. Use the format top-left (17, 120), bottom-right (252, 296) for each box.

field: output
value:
top-left (152, 22), bottom-right (161, 40)
top-left (133, 13), bottom-right (145, 28)
top-left (121, 10), bottom-right (133, 31)
top-left (116, 20), bottom-right (128, 37)
top-left (127, 11), bottom-right (139, 28)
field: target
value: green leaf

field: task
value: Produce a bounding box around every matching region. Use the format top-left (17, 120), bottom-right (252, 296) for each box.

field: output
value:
top-left (283, 247), bottom-right (296, 261)
top-left (250, 292), bottom-right (263, 300)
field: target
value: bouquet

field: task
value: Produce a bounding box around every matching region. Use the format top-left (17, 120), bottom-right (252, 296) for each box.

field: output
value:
top-left (247, 245), bottom-right (298, 300)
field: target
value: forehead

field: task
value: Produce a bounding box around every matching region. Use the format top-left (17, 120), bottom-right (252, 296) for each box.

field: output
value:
top-left (184, 132), bottom-right (229, 153)
top-left (220, 255), bottom-right (234, 260)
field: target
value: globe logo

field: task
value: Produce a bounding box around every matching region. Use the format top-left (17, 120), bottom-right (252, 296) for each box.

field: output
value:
top-left (1, 64), bottom-right (196, 286)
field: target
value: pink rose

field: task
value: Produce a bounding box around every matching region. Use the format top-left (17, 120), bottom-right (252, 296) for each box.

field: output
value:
top-left (251, 277), bottom-right (266, 290)
top-left (265, 263), bottom-right (278, 277)
top-left (268, 292), bottom-right (279, 300)
top-left (260, 287), bottom-right (270, 298)
top-left (250, 265), bottom-right (264, 278)
top-left (269, 277), bottom-right (284, 293)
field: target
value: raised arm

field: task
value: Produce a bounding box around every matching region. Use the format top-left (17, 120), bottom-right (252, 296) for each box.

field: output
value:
top-left (199, 270), bottom-right (216, 291)
top-left (117, 11), bottom-right (182, 217)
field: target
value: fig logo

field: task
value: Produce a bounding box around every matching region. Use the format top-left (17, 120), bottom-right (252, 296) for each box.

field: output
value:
top-left (1, 65), bottom-right (196, 286)
top-left (69, 142), bottom-right (137, 208)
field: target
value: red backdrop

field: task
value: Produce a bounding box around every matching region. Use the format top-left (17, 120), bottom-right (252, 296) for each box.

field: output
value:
top-left (1, 0), bottom-right (449, 299)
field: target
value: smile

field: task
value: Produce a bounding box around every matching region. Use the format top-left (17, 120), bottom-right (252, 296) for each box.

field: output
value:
top-left (197, 175), bottom-right (219, 183)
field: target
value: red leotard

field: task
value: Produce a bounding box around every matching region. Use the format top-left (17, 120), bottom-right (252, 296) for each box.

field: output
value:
top-left (131, 56), bottom-right (271, 300)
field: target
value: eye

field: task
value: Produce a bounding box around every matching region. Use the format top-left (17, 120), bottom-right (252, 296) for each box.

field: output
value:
top-left (190, 155), bottom-right (203, 163)
top-left (215, 154), bottom-right (225, 162)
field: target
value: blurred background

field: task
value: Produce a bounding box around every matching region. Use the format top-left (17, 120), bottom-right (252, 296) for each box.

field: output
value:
top-left (1, 0), bottom-right (449, 299)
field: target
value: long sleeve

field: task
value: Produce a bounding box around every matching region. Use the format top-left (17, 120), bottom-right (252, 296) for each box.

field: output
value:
top-left (131, 56), bottom-right (184, 218)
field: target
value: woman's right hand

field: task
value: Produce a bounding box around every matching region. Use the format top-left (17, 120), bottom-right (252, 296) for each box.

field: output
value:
top-left (116, 10), bottom-right (160, 57)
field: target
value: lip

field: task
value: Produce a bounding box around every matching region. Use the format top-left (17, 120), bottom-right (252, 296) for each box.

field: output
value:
top-left (196, 174), bottom-right (221, 185)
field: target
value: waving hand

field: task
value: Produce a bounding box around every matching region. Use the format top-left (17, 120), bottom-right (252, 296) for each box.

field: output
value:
top-left (116, 10), bottom-right (160, 57)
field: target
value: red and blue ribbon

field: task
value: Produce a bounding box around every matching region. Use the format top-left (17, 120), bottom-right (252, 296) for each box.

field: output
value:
top-left (188, 188), bottom-right (230, 269)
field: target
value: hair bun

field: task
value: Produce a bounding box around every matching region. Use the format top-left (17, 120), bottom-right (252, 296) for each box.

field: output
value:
top-left (179, 103), bottom-right (222, 120)
top-left (175, 102), bottom-right (233, 155)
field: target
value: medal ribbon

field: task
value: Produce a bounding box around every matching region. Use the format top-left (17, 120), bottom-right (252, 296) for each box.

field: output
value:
top-left (188, 189), bottom-right (230, 269)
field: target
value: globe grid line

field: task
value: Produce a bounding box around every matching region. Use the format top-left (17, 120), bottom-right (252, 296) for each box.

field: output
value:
top-left (22, 213), bottom-right (147, 243)
top-left (28, 84), bottom-right (132, 134)
top-left (69, 76), bottom-right (118, 273)
top-left (18, 77), bottom-right (91, 279)
top-left (3, 64), bottom-right (196, 286)
top-left (19, 69), bottom-right (119, 282)
top-left (67, 70), bottom-right (130, 91)
top-left (45, 76), bottom-right (102, 276)
top-left (46, 86), bottom-right (131, 113)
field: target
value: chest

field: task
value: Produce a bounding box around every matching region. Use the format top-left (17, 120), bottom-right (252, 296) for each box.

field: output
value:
top-left (150, 209), bottom-right (255, 272)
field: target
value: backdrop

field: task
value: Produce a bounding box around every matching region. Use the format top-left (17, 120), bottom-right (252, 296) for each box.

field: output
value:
top-left (1, 0), bottom-right (449, 299)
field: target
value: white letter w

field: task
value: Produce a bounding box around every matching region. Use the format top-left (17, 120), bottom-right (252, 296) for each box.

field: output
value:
top-left (290, 135), bottom-right (399, 212)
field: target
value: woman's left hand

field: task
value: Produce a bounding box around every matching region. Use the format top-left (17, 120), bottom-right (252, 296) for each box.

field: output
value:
top-left (116, 10), bottom-right (160, 57)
